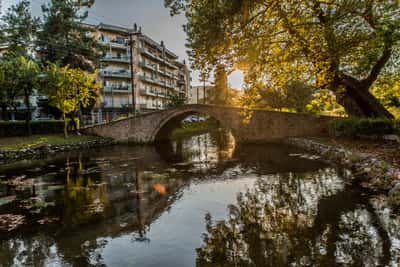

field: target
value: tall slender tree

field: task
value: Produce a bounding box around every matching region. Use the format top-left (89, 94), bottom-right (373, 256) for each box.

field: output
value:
top-left (210, 65), bottom-right (229, 105)
top-left (36, 0), bottom-right (101, 71)
top-left (0, 0), bottom-right (39, 56)
top-left (0, 59), bottom-right (20, 120)
top-left (165, 0), bottom-right (400, 118)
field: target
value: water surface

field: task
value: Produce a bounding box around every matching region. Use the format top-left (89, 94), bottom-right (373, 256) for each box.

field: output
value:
top-left (0, 130), bottom-right (399, 266)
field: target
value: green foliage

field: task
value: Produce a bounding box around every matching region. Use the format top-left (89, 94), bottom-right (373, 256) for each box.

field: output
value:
top-left (0, 133), bottom-right (99, 151)
top-left (372, 73), bottom-right (400, 118)
top-left (0, 56), bottom-right (40, 134)
top-left (36, 0), bottom-right (101, 71)
top-left (330, 118), bottom-right (399, 138)
top-left (0, 59), bottom-right (21, 112)
top-left (257, 80), bottom-right (314, 112)
top-left (171, 119), bottom-right (220, 139)
top-left (306, 89), bottom-right (346, 116)
top-left (0, 120), bottom-right (64, 137)
top-left (166, 93), bottom-right (186, 108)
top-left (0, 0), bottom-right (39, 56)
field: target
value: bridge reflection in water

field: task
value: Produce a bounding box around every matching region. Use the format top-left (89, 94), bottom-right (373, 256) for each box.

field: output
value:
top-left (0, 130), bottom-right (399, 266)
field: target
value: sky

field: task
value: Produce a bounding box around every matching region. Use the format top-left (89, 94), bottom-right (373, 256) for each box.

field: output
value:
top-left (1, 0), bottom-right (244, 89)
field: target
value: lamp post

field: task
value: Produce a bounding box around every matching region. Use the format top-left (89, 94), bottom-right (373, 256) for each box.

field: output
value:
top-left (129, 34), bottom-right (136, 116)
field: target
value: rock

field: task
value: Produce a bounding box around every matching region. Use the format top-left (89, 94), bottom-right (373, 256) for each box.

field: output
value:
top-left (383, 135), bottom-right (400, 143)
top-left (389, 184), bottom-right (400, 207)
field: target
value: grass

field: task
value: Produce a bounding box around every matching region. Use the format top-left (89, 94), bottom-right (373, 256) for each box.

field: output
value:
top-left (171, 119), bottom-right (220, 139)
top-left (0, 134), bottom-right (100, 151)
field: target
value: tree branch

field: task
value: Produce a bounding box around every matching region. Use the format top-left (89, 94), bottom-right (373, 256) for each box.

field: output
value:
top-left (361, 44), bottom-right (392, 89)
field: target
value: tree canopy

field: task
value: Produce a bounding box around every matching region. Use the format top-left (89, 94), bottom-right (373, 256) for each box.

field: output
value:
top-left (0, 0), bottom-right (39, 56)
top-left (165, 0), bottom-right (400, 118)
top-left (42, 64), bottom-right (100, 137)
top-left (36, 0), bottom-right (101, 71)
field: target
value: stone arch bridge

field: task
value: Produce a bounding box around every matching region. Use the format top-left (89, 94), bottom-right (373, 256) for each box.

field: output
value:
top-left (82, 104), bottom-right (333, 144)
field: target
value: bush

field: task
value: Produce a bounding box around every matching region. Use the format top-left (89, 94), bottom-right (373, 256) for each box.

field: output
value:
top-left (330, 118), bottom-right (399, 138)
top-left (0, 120), bottom-right (65, 137)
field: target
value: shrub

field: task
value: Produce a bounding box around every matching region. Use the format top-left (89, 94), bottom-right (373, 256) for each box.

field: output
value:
top-left (330, 118), bottom-right (399, 138)
top-left (0, 120), bottom-right (65, 137)
top-left (395, 120), bottom-right (400, 135)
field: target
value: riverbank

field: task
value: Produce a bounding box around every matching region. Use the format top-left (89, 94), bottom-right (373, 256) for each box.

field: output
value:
top-left (0, 134), bottom-right (115, 163)
top-left (287, 137), bottom-right (400, 206)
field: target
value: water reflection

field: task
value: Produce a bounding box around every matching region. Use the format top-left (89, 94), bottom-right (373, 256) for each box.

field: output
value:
top-left (196, 171), bottom-right (398, 267)
top-left (0, 130), bottom-right (398, 266)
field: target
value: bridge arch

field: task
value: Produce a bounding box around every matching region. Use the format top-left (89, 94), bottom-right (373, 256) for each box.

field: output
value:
top-left (151, 106), bottom-right (233, 142)
top-left (82, 104), bottom-right (332, 144)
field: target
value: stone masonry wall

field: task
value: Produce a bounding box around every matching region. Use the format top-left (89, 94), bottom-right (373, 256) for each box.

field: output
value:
top-left (82, 104), bottom-right (334, 144)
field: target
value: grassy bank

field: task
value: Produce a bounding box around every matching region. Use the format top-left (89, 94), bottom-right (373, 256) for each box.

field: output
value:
top-left (171, 119), bottom-right (220, 139)
top-left (0, 134), bottom-right (100, 151)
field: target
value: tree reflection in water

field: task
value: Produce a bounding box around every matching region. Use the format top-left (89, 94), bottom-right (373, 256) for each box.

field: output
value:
top-left (196, 170), bottom-right (398, 267)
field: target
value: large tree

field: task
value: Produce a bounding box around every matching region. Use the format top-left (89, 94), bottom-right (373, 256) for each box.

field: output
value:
top-left (36, 0), bottom-right (101, 71)
top-left (0, 0), bottom-right (39, 56)
top-left (165, 0), bottom-right (400, 118)
top-left (0, 59), bottom-right (20, 120)
top-left (0, 56), bottom-right (40, 134)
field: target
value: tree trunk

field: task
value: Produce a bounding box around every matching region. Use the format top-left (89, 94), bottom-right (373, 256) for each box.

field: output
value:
top-left (1, 104), bottom-right (9, 121)
top-left (337, 83), bottom-right (394, 119)
top-left (68, 113), bottom-right (79, 135)
top-left (24, 89), bottom-right (32, 136)
top-left (63, 112), bottom-right (68, 138)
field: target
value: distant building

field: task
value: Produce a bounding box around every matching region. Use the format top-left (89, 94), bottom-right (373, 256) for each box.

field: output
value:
top-left (189, 85), bottom-right (213, 104)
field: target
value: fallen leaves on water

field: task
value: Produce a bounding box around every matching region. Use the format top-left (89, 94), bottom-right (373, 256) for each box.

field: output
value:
top-left (84, 199), bottom-right (105, 214)
top-left (20, 197), bottom-right (55, 212)
top-left (37, 217), bottom-right (60, 225)
top-left (153, 183), bottom-right (167, 195)
top-left (0, 214), bottom-right (25, 231)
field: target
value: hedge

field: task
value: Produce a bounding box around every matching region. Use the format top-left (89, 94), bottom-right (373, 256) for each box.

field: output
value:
top-left (330, 117), bottom-right (400, 138)
top-left (0, 120), bottom-right (65, 137)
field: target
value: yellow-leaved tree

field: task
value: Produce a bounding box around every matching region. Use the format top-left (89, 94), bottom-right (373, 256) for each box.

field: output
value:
top-left (43, 64), bottom-right (100, 138)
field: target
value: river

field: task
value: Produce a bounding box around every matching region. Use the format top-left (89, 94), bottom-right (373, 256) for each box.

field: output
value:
top-left (0, 130), bottom-right (399, 266)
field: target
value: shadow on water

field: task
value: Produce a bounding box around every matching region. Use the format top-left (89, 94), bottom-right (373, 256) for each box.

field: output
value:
top-left (0, 130), bottom-right (398, 266)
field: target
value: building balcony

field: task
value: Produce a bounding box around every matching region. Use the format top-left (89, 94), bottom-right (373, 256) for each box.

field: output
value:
top-left (139, 88), bottom-right (172, 99)
top-left (139, 75), bottom-right (165, 87)
top-left (139, 48), bottom-right (178, 69)
top-left (140, 88), bottom-right (158, 97)
top-left (139, 103), bottom-right (162, 110)
top-left (99, 39), bottom-right (128, 50)
top-left (103, 85), bottom-right (132, 93)
top-left (100, 70), bottom-right (131, 79)
top-left (101, 56), bottom-right (130, 64)
top-left (139, 61), bottom-right (157, 71)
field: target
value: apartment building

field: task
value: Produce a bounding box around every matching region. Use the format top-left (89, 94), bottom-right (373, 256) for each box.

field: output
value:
top-left (92, 23), bottom-right (191, 122)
